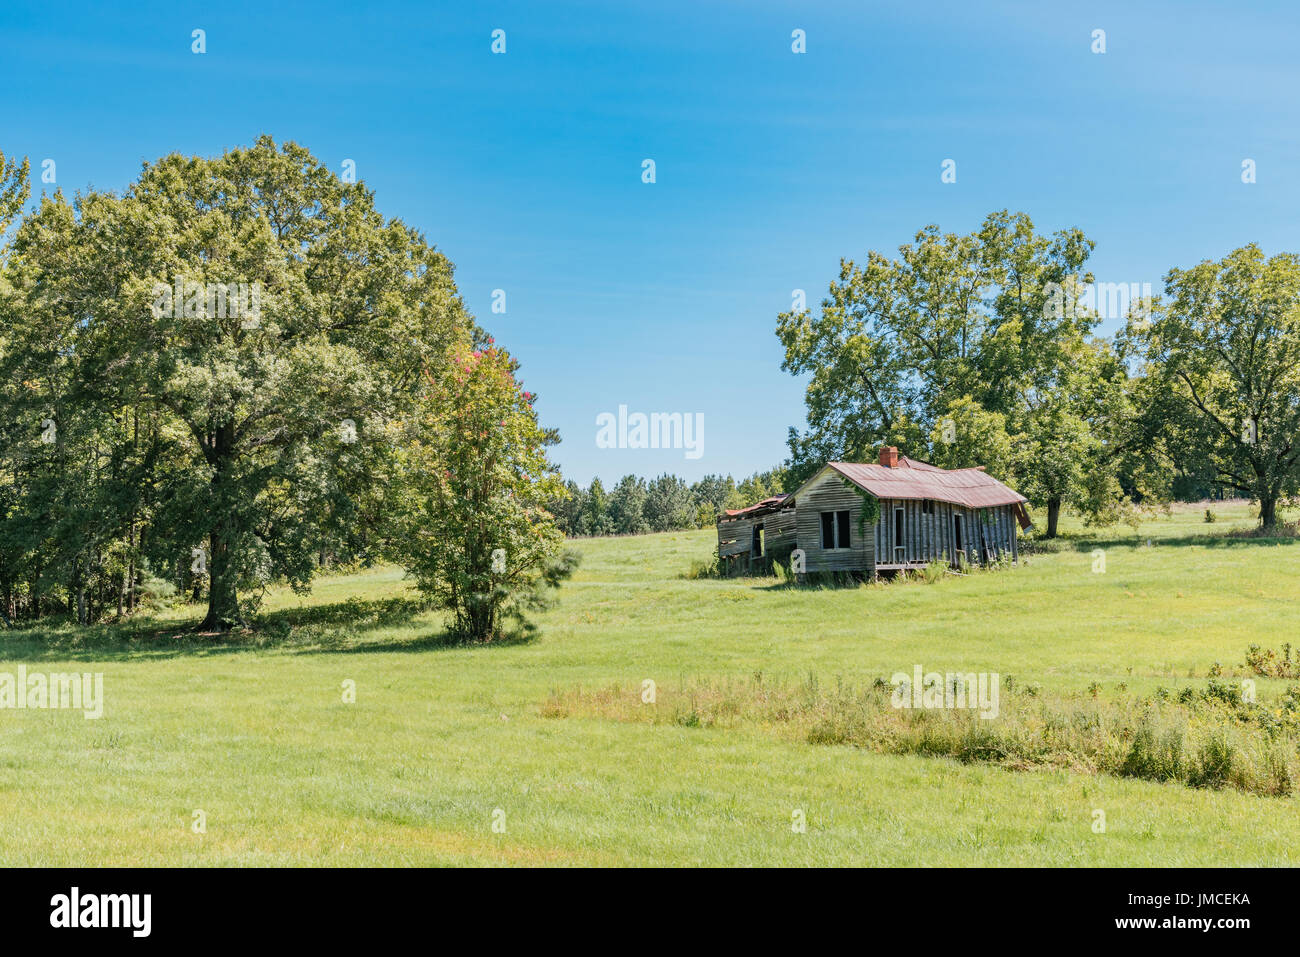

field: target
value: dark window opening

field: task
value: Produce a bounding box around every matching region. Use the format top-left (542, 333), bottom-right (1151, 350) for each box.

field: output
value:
top-left (894, 507), bottom-right (904, 545)
top-left (752, 523), bottom-right (763, 557)
top-left (953, 514), bottom-right (963, 552)
top-left (922, 500), bottom-right (935, 515)
top-left (820, 510), bottom-right (852, 549)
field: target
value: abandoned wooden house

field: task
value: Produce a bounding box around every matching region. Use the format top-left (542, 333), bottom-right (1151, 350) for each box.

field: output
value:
top-left (716, 447), bottom-right (1032, 577)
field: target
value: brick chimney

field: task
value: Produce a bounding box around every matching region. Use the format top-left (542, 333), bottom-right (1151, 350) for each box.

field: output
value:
top-left (879, 446), bottom-right (899, 468)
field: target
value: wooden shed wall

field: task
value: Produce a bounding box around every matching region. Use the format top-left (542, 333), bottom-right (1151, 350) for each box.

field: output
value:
top-left (876, 497), bottom-right (951, 565)
top-left (717, 509), bottom-right (796, 556)
top-left (794, 471), bottom-right (874, 573)
top-left (873, 498), bottom-right (1018, 566)
top-left (717, 517), bottom-right (753, 559)
top-left (968, 503), bottom-right (1018, 564)
top-left (764, 508), bottom-right (798, 558)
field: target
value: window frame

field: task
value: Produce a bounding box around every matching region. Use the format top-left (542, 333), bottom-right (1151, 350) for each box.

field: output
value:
top-left (820, 509), bottom-right (852, 550)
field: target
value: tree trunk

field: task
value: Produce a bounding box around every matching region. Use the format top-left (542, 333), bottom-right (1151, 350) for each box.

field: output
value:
top-left (199, 424), bottom-right (242, 631)
top-left (1045, 497), bottom-right (1062, 538)
top-left (200, 528), bottom-right (240, 630)
top-left (1259, 492), bottom-right (1278, 529)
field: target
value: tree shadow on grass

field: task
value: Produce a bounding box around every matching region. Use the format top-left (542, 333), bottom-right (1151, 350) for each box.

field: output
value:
top-left (0, 595), bottom-right (535, 663)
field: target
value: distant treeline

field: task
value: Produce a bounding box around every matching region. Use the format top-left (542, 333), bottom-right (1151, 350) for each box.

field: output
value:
top-left (549, 469), bottom-right (787, 537)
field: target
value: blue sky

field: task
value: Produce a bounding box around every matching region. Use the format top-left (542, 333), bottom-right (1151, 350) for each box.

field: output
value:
top-left (3, 0), bottom-right (1298, 484)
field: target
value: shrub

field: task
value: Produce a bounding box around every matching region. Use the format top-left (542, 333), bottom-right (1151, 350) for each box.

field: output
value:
top-left (390, 343), bottom-right (577, 642)
top-left (1259, 741), bottom-right (1294, 797)
top-left (136, 574), bottom-right (178, 609)
top-left (1189, 730), bottom-right (1238, 789)
top-left (684, 551), bottom-right (721, 580)
top-left (1245, 643), bottom-right (1298, 679)
top-left (1119, 721), bottom-right (1186, 783)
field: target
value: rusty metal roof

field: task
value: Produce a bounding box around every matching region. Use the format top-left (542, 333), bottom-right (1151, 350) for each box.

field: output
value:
top-left (826, 460), bottom-right (1028, 509)
top-left (720, 494), bottom-right (789, 521)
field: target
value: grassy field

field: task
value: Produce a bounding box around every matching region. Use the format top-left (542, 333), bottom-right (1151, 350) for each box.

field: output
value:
top-left (2, 500), bottom-right (1299, 866)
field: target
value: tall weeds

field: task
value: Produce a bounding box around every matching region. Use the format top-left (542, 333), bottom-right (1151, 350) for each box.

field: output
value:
top-left (543, 673), bottom-right (1300, 798)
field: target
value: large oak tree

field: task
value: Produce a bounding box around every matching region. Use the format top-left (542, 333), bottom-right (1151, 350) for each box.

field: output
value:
top-left (776, 210), bottom-right (1118, 534)
top-left (1125, 244), bottom-right (1300, 527)
top-left (1, 138), bottom-right (474, 628)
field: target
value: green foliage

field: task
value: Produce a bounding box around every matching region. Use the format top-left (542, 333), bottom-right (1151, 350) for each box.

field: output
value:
top-left (1120, 720), bottom-right (1187, 783)
top-left (684, 548), bottom-right (722, 581)
top-left (774, 210), bottom-right (1172, 535)
top-left (840, 477), bottom-right (879, 534)
top-left (1245, 643), bottom-right (1298, 679)
top-left (0, 149), bottom-right (30, 235)
top-left (776, 211), bottom-right (1101, 482)
top-left (1123, 244), bottom-right (1300, 527)
top-left (929, 395), bottom-right (1013, 474)
top-left (608, 475), bottom-right (650, 534)
top-left (694, 502), bottom-right (717, 528)
top-left (644, 474), bottom-right (695, 532)
top-left (136, 570), bottom-right (178, 609)
top-left (920, 559), bottom-right (949, 584)
top-left (690, 474), bottom-right (738, 515)
top-left (0, 139), bottom-right (585, 639)
top-left (735, 467), bottom-right (788, 506)
top-left (389, 343), bottom-right (576, 642)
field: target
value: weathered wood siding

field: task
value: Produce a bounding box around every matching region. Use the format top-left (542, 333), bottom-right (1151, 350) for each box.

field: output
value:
top-left (945, 502), bottom-right (1019, 566)
top-left (968, 503), bottom-right (1018, 563)
top-left (764, 507), bottom-right (798, 559)
top-left (867, 497), bottom-right (1019, 568)
top-left (717, 518), bottom-right (753, 559)
top-left (795, 470), bottom-right (874, 573)
top-left (876, 497), bottom-right (947, 565)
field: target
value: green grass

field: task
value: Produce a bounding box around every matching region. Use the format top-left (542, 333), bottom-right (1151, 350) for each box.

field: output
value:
top-left (1, 500), bottom-right (1298, 865)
